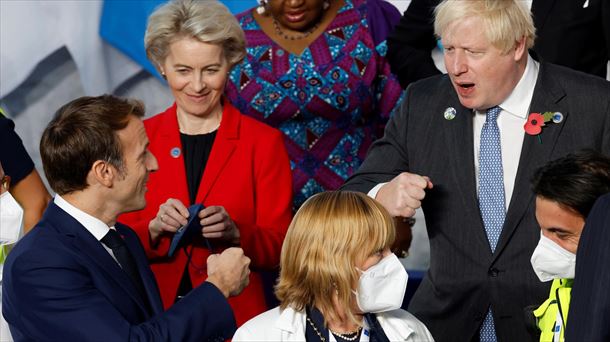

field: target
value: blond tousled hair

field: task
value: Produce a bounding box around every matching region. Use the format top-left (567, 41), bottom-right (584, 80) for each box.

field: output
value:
top-left (144, 0), bottom-right (246, 73)
top-left (275, 191), bottom-right (396, 326)
top-left (434, 0), bottom-right (536, 54)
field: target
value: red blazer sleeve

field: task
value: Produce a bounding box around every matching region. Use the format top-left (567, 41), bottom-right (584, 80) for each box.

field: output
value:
top-left (236, 127), bottom-right (292, 268)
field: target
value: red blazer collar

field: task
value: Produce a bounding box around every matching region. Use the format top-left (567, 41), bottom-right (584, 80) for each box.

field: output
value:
top-left (159, 99), bottom-right (241, 140)
top-left (157, 100), bottom-right (242, 204)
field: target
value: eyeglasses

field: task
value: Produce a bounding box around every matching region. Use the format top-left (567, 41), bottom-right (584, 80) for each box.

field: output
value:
top-left (1, 175), bottom-right (10, 191)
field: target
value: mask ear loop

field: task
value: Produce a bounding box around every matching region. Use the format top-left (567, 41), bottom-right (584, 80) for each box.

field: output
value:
top-left (1, 175), bottom-right (10, 192)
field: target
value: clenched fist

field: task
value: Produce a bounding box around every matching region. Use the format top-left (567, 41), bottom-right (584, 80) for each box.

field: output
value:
top-left (206, 247), bottom-right (251, 297)
top-left (376, 172), bottom-right (433, 217)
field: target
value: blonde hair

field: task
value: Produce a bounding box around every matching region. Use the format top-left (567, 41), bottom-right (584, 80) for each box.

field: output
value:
top-left (434, 0), bottom-right (535, 54)
top-left (275, 191), bottom-right (396, 326)
top-left (144, 0), bottom-right (246, 73)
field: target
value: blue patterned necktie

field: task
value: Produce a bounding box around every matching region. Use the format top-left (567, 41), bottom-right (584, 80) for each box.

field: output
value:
top-left (478, 105), bottom-right (506, 342)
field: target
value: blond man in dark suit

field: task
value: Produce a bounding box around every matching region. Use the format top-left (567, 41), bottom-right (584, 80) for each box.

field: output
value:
top-left (343, 0), bottom-right (610, 340)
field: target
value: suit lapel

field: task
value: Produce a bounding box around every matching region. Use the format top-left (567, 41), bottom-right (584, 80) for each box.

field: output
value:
top-left (493, 63), bottom-right (569, 259)
top-left (196, 102), bottom-right (239, 204)
top-left (48, 203), bottom-right (153, 317)
top-left (158, 105), bottom-right (191, 204)
top-left (441, 92), bottom-right (492, 252)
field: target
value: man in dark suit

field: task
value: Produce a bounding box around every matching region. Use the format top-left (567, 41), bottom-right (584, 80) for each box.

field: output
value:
top-left (1, 95), bottom-right (251, 341)
top-left (565, 193), bottom-right (610, 341)
top-left (343, 0), bottom-right (610, 341)
top-left (388, 0), bottom-right (610, 88)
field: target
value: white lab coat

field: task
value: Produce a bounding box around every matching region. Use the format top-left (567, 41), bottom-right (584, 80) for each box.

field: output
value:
top-left (233, 306), bottom-right (435, 341)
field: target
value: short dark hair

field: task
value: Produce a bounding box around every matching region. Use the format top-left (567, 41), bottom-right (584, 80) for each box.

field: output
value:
top-left (40, 95), bottom-right (145, 195)
top-left (532, 150), bottom-right (610, 217)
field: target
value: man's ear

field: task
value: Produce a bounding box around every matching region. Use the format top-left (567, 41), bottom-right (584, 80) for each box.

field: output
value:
top-left (89, 160), bottom-right (115, 188)
top-left (513, 36), bottom-right (527, 62)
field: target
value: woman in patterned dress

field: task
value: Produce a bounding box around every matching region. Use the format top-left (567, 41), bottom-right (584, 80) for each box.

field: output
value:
top-left (226, 0), bottom-right (404, 209)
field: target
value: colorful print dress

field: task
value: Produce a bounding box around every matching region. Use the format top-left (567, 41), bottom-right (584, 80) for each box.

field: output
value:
top-left (226, 0), bottom-right (403, 209)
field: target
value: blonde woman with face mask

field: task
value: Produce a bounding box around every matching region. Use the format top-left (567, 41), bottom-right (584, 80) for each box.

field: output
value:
top-left (234, 191), bottom-right (433, 341)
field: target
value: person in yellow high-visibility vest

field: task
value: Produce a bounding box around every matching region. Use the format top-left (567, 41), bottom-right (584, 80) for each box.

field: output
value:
top-left (528, 150), bottom-right (610, 342)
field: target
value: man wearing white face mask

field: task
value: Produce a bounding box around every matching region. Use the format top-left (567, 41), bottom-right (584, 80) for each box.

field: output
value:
top-left (234, 191), bottom-right (434, 342)
top-left (0, 162), bottom-right (23, 342)
top-left (527, 150), bottom-right (610, 342)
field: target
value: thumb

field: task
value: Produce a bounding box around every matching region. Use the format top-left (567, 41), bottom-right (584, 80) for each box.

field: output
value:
top-left (423, 176), bottom-right (434, 189)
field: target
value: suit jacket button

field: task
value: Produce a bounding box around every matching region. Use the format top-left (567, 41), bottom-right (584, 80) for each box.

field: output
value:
top-left (488, 268), bottom-right (499, 277)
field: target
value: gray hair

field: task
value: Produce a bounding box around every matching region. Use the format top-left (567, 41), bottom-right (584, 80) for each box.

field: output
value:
top-left (145, 0), bottom-right (246, 72)
top-left (434, 0), bottom-right (535, 54)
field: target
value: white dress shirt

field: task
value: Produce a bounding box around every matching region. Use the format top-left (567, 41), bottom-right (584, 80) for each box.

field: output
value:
top-left (369, 55), bottom-right (540, 212)
top-left (473, 55), bottom-right (539, 209)
top-left (54, 194), bottom-right (118, 263)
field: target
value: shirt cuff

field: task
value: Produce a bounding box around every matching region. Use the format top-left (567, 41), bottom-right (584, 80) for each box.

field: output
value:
top-left (367, 183), bottom-right (387, 199)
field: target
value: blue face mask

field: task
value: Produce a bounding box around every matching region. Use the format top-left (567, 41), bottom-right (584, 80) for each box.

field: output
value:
top-left (355, 253), bottom-right (408, 313)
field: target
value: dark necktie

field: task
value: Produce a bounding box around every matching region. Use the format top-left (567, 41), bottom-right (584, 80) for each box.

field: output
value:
top-left (101, 229), bottom-right (149, 308)
top-left (478, 106), bottom-right (506, 342)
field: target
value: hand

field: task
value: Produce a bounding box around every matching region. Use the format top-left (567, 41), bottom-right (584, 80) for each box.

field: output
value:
top-left (199, 206), bottom-right (240, 244)
top-left (206, 247), bottom-right (251, 297)
top-left (376, 172), bottom-right (433, 217)
top-left (148, 198), bottom-right (189, 244)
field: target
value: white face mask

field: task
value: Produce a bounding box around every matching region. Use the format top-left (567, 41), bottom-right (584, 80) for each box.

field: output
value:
top-left (355, 253), bottom-right (408, 313)
top-left (0, 191), bottom-right (24, 245)
top-left (530, 232), bottom-right (576, 282)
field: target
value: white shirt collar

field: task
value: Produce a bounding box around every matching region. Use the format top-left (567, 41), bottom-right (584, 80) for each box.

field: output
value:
top-left (498, 54), bottom-right (539, 119)
top-left (54, 194), bottom-right (111, 241)
top-left (275, 306), bottom-right (303, 334)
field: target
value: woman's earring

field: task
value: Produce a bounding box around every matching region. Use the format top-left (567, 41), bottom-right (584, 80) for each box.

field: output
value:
top-left (256, 0), bottom-right (267, 14)
top-left (159, 65), bottom-right (167, 80)
top-left (323, 0), bottom-right (330, 10)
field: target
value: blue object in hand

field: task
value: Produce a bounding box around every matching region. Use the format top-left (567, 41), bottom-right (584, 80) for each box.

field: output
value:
top-left (168, 203), bottom-right (211, 257)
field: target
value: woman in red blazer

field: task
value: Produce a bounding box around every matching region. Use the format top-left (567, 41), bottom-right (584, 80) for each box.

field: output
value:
top-left (119, 0), bottom-right (293, 326)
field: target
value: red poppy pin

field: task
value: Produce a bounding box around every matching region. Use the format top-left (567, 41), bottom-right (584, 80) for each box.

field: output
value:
top-left (524, 111), bottom-right (563, 141)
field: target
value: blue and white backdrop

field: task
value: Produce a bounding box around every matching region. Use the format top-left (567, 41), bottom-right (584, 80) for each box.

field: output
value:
top-left (1, 0), bottom-right (426, 269)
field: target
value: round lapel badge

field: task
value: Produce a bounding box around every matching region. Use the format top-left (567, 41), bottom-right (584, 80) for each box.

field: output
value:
top-left (444, 107), bottom-right (457, 120)
top-left (552, 112), bottom-right (564, 123)
top-left (170, 147), bottom-right (181, 158)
